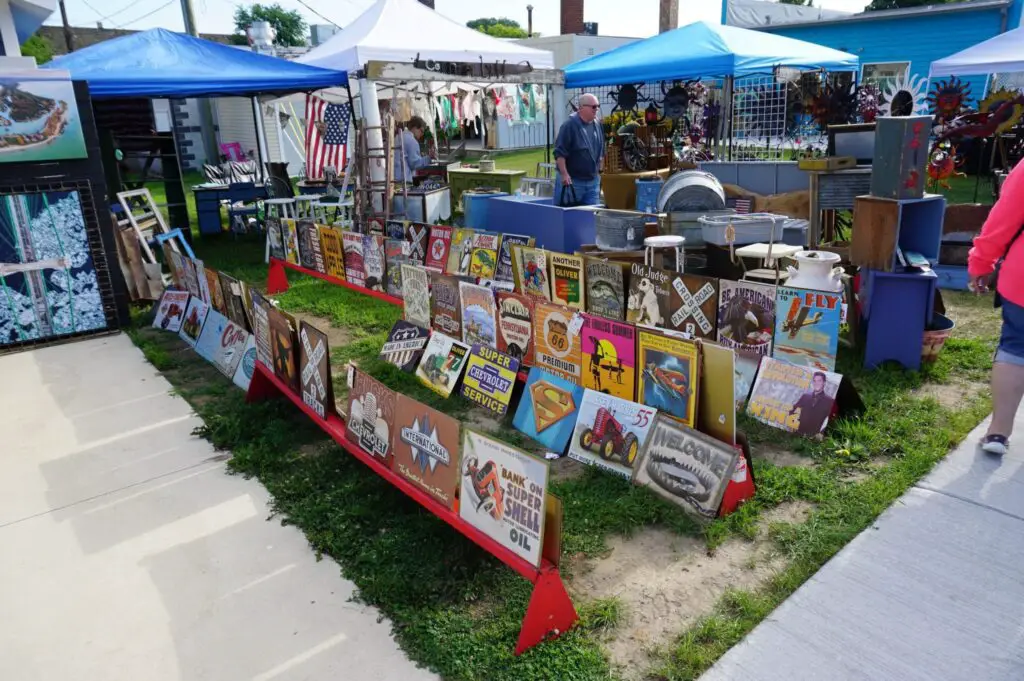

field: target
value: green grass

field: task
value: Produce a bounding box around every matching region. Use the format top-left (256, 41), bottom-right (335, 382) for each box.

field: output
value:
top-left (127, 229), bottom-right (1001, 681)
top-left (490, 148), bottom-right (550, 176)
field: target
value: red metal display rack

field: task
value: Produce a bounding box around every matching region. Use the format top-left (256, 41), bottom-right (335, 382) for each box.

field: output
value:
top-left (266, 257), bottom-right (403, 305)
top-left (246, 362), bottom-right (579, 654)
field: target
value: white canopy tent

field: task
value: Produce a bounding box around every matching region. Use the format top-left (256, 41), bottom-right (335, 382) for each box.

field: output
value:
top-left (930, 25), bottom-right (1024, 77)
top-left (298, 0), bottom-right (555, 72)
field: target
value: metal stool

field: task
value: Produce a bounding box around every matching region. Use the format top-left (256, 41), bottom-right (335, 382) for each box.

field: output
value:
top-left (644, 235), bottom-right (686, 273)
top-left (293, 195), bottom-right (321, 220)
top-left (735, 243), bottom-right (801, 284)
top-left (265, 197), bottom-right (296, 221)
top-left (310, 200), bottom-right (331, 224)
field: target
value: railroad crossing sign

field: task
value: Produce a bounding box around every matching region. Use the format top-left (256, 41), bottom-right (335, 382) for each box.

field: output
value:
top-left (300, 327), bottom-right (327, 400)
top-left (670, 279), bottom-right (714, 336)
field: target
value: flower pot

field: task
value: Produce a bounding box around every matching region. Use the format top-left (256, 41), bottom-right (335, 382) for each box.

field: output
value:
top-left (922, 313), bottom-right (955, 363)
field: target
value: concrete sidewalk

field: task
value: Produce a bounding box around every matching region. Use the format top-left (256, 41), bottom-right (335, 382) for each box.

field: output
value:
top-left (702, 410), bottom-right (1024, 680)
top-left (0, 334), bottom-right (436, 681)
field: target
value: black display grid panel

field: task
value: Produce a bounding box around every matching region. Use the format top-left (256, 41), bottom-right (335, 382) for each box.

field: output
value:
top-left (0, 80), bottom-right (130, 354)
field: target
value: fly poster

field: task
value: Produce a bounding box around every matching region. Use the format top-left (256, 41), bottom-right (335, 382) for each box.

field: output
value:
top-left (773, 287), bottom-right (842, 372)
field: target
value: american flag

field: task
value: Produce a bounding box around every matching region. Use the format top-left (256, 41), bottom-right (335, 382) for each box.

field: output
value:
top-left (305, 94), bottom-right (350, 180)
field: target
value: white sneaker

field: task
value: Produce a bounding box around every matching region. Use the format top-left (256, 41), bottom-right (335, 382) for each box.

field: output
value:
top-left (981, 434), bottom-right (1009, 456)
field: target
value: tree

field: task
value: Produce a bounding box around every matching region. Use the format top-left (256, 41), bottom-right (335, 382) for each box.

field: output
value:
top-left (466, 18), bottom-right (529, 39)
top-left (232, 3), bottom-right (308, 47)
top-left (866, 0), bottom-right (954, 10)
top-left (21, 34), bottom-right (53, 65)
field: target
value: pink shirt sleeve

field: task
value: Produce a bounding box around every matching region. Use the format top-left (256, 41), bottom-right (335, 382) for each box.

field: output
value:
top-left (969, 164), bottom-right (1024, 279)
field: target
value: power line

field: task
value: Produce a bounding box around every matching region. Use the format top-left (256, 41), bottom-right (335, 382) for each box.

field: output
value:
top-left (292, 0), bottom-right (343, 29)
top-left (116, 0), bottom-right (176, 28)
top-left (93, 0), bottom-right (144, 24)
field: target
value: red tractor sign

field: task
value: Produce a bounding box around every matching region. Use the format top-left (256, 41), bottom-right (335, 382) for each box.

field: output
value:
top-left (578, 407), bottom-right (640, 467)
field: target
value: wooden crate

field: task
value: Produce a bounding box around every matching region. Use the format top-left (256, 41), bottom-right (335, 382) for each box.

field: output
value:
top-left (851, 194), bottom-right (945, 271)
top-left (870, 115), bottom-right (931, 200)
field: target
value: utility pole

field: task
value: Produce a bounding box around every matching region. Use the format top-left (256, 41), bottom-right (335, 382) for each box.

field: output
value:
top-left (527, 5), bottom-right (534, 37)
top-left (58, 0), bottom-right (74, 53)
top-left (180, 0), bottom-right (221, 168)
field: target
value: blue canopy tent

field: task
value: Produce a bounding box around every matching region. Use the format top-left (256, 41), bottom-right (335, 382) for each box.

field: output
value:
top-left (43, 28), bottom-right (348, 98)
top-left (564, 21), bottom-right (857, 88)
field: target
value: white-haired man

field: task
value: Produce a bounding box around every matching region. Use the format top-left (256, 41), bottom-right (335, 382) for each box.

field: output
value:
top-left (553, 93), bottom-right (604, 207)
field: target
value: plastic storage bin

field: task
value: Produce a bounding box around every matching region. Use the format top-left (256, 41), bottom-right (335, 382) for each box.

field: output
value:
top-left (699, 213), bottom-right (786, 246)
top-left (659, 209), bottom-right (735, 248)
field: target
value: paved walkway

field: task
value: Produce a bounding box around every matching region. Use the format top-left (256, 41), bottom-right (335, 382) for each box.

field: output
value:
top-left (702, 409), bottom-right (1024, 680)
top-left (0, 334), bottom-right (435, 681)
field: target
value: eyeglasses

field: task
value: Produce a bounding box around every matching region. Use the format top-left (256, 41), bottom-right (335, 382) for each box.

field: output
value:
top-left (581, 104), bottom-right (600, 109)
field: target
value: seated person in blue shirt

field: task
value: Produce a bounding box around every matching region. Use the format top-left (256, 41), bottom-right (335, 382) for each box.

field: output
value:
top-left (394, 116), bottom-right (432, 183)
top-left (553, 93), bottom-right (605, 206)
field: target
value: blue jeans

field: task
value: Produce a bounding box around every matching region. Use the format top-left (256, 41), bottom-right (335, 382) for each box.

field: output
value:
top-left (554, 175), bottom-right (601, 207)
top-left (997, 298), bottom-right (1024, 366)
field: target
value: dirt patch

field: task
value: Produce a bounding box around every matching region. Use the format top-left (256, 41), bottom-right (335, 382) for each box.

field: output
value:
top-left (753, 444), bottom-right (815, 469)
top-left (289, 310), bottom-right (356, 352)
top-left (912, 379), bottom-right (987, 410)
top-left (760, 500), bottom-right (815, 529)
top-left (574, 527), bottom-right (784, 677)
top-left (943, 291), bottom-right (1002, 342)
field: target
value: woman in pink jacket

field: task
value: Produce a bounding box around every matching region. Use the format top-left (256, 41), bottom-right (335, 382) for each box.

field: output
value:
top-left (969, 162), bottom-right (1024, 455)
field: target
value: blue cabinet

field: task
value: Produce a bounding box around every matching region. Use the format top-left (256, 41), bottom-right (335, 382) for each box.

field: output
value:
top-left (851, 194), bottom-right (945, 271)
top-left (861, 269), bottom-right (937, 371)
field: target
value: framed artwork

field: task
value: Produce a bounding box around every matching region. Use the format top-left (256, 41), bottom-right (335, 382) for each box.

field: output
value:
top-left (0, 189), bottom-right (108, 346)
top-left (0, 71), bottom-right (87, 163)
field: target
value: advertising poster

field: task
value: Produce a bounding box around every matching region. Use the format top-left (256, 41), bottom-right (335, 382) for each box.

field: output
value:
top-left (297, 219), bottom-right (324, 273)
top-left (342, 231), bottom-right (366, 287)
top-left (299, 321), bottom-right (334, 420)
top-left (194, 258), bottom-right (212, 305)
top-left (533, 300), bottom-right (582, 384)
top-left (667, 273), bottom-right (718, 340)
top-left (231, 334), bottom-right (257, 392)
top-left (567, 389), bottom-right (658, 479)
top-left (193, 308), bottom-right (229, 365)
top-left (734, 350), bottom-right (761, 409)
top-left (204, 266), bottom-right (226, 315)
top-left (346, 368), bottom-right (397, 464)
top-left (512, 367), bottom-right (584, 453)
top-left (636, 329), bottom-right (699, 427)
top-left (469, 231), bottom-right (500, 279)
top-left (318, 225), bottom-right (346, 280)
top-left (415, 332), bottom-right (470, 398)
top-left (152, 290), bottom-right (190, 332)
top-left (746, 357), bottom-right (841, 436)
top-left (460, 430), bottom-right (549, 567)
top-left (512, 246), bottom-right (551, 301)
top-left (496, 291), bottom-right (535, 366)
top-left (249, 289), bottom-right (273, 369)
top-left (266, 217), bottom-right (285, 261)
top-left (362, 234), bottom-right (386, 292)
top-left (447, 227), bottom-right (476, 276)
top-left (459, 281), bottom-right (497, 348)
top-left (379, 319), bottom-right (430, 372)
top-left (717, 280), bottom-right (776, 356)
top-left (580, 313), bottom-right (636, 401)
top-left (268, 306), bottom-right (300, 394)
top-left (585, 257), bottom-right (627, 321)
top-left (549, 253), bottom-right (586, 311)
top-left (773, 287), bottom-right (842, 372)
top-left (401, 263), bottom-right (431, 329)
top-left (195, 309), bottom-right (250, 380)
top-left (633, 414), bottom-right (740, 520)
top-left (0, 71), bottom-right (87, 163)
top-left (424, 224), bottom-right (452, 272)
top-left (218, 272), bottom-right (248, 331)
top-left (181, 257), bottom-right (201, 299)
top-left (698, 341), bottom-right (736, 445)
top-left (178, 296), bottom-right (209, 348)
top-left (392, 393), bottom-right (462, 509)
top-left (384, 238), bottom-right (411, 299)
top-left (429, 272), bottom-right (462, 338)
top-left (626, 262), bottom-right (671, 328)
top-left (282, 219), bottom-right (300, 265)
top-left (495, 233), bottom-right (532, 282)
top-left (460, 344), bottom-right (520, 416)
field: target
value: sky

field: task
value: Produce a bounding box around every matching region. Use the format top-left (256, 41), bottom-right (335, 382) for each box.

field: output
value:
top-left (46, 0), bottom-right (875, 39)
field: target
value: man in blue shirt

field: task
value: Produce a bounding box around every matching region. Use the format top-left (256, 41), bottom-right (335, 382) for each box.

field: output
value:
top-left (394, 116), bottom-right (431, 183)
top-left (554, 93), bottom-right (604, 206)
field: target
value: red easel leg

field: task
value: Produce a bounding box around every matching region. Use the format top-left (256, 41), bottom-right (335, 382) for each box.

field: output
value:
top-left (515, 565), bottom-right (579, 655)
top-left (266, 259), bottom-right (290, 295)
top-left (246, 364), bottom-right (281, 403)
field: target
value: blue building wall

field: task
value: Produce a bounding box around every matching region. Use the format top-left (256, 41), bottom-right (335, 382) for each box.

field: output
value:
top-left (762, 3), bottom-right (1018, 107)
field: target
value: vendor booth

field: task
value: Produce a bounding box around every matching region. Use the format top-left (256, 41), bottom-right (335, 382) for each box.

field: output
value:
top-left (45, 28), bottom-right (349, 235)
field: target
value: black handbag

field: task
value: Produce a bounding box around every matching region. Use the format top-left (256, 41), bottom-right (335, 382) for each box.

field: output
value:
top-left (559, 184), bottom-right (583, 208)
top-left (992, 223), bottom-right (1024, 308)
